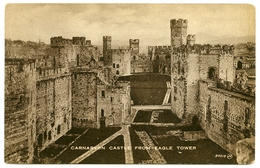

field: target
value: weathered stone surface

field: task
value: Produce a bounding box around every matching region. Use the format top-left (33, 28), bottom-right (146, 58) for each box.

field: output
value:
top-left (236, 138), bottom-right (255, 164)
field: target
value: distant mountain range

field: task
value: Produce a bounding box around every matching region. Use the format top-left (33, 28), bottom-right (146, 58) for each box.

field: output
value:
top-left (195, 33), bottom-right (255, 45)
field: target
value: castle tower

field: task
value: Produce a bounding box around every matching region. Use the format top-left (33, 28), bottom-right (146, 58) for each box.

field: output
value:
top-left (170, 19), bottom-right (188, 48)
top-left (129, 39), bottom-right (139, 60)
top-left (186, 34), bottom-right (196, 46)
top-left (103, 36), bottom-right (112, 66)
top-left (171, 21), bottom-right (200, 124)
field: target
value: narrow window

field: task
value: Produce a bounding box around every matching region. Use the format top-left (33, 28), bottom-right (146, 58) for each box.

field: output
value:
top-left (224, 100), bottom-right (228, 111)
top-left (117, 64), bottom-right (120, 68)
top-left (178, 61), bottom-right (181, 75)
top-left (38, 134), bottom-right (43, 147)
top-left (48, 131), bottom-right (52, 140)
top-left (223, 100), bottom-right (228, 133)
top-left (44, 131), bottom-right (47, 141)
top-left (111, 97), bottom-right (113, 103)
top-left (113, 63), bottom-right (115, 68)
top-left (57, 125), bottom-right (61, 134)
top-left (101, 109), bottom-right (104, 117)
top-left (77, 54), bottom-right (79, 66)
top-left (245, 108), bottom-right (251, 125)
top-left (102, 91), bottom-right (105, 97)
top-left (174, 86), bottom-right (177, 94)
top-left (116, 70), bottom-right (119, 75)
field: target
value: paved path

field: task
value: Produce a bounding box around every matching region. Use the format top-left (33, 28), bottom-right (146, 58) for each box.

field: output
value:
top-left (135, 130), bottom-right (167, 164)
top-left (122, 125), bottom-right (134, 164)
top-left (70, 126), bottom-right (134, 164)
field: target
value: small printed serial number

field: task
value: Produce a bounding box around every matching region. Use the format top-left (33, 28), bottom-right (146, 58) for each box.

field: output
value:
top-left (215, 154), bottom-right (233, 159)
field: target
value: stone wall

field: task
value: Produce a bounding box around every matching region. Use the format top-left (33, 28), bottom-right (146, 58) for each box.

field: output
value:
top-left (171, 52), bottom-right (200, 123)
top-left (199, 54), bottom-right (219, 80)
top-left (131, 60), bottom-right (153, 73)
top-left (96, 78), bottom-right (131, 128)
top-left (36, 74), bottom-right (72, 153)
top-left (218, 53), bottom-right (235, 83)
top-left (71, 72), bottom-right (97, 128)
top-left (5, 59), bottom-right (36, 163)
top-left (185, 53), bottom-right (200, 123)
top-left (111, 49), bottom-right (131, 77)
top-left (198, 80), bottom-right (255, 155)
top-left (148, 46), bottom-right (171, 74)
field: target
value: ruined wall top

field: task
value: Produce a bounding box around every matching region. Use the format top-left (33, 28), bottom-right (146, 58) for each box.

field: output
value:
top-left (5, 58), bottom-right (36, 65)
top-left (175, 44), bottom-right (235, 55)
top-left (129, 39), bottom-right (139, 44)
top-left (170, 19), bottom-right (188, 28)
top-left (148, 46), bottom-right (172, 52)
top-left (187, 34), bottom-right (196, 41)
top-left (50, 36), bottom-right (89, 46)
top-left (103, 36), bottom-right (112, 41)
top-left (72, 37), bottom-right (86, 45)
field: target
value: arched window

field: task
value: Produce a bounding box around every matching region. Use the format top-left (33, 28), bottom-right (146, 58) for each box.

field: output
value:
top-left (208, 67), bottom-right (216, 80)
top-left (224, 100), bottom-right (228, 111)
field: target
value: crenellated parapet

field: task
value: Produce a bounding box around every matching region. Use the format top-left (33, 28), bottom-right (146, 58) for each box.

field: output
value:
top-left (111, 48), bottom-right (131, 54)
top-left (72, 37), bottom-right (86, 45)
top-left (103, 36), bottom-right (112, 42)
top-left (148, 46), bottom-right (172, 52)
top-left (50, 36), bottom-right (91, 47)
top-left (86, 40), bottom-right (92, 46)
top-left (50, 36), bottom-right (73, 47)
top-left (170, 19), bottom-right (188, 28)
top-left (175, 44), bottom-right (235, 55)
top-left (129, 39), bottom-right (139, 44)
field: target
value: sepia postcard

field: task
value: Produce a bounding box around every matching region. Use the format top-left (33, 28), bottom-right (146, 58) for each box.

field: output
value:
top-left (4, 3), bottom-right (255, 164)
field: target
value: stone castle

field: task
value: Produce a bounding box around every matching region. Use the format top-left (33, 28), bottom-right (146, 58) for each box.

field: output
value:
top-left (5, 19), bottom-right (255, 163)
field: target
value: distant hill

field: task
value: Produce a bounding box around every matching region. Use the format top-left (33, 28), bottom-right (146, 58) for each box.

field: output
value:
top-left (195, 33), bottom-right (255, 45)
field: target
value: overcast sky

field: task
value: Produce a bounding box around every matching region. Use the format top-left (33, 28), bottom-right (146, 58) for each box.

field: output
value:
top-left (5, 4), bottom-right (255, 46)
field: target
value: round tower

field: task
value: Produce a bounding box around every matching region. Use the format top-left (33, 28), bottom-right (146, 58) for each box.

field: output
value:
top-left (170, 19), bottom-right (188, 48)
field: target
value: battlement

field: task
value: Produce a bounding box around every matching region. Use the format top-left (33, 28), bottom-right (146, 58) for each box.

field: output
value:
top-left (148, 46), bottom-right (172, 52)
top-left (129, 39), bottom-right (139, 44)
top-left (50, 36), bottom-right (73, 46)
top-left (86, 40), bottom-right (91, 46)
top-left (111, 48), bottom-right (130, 53)
top-left (170, 19), bottom-right (188, 28)
top-left (36, 67), bottom-right (69, 81)
top-left (50, 36), bottom-right (90, 46)
top-left (175, 44), bottom-right (235, 55)
top-left (72, 37), bottom-right (86, 45)
top-left (103, 36), bottom-right (112, 41)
